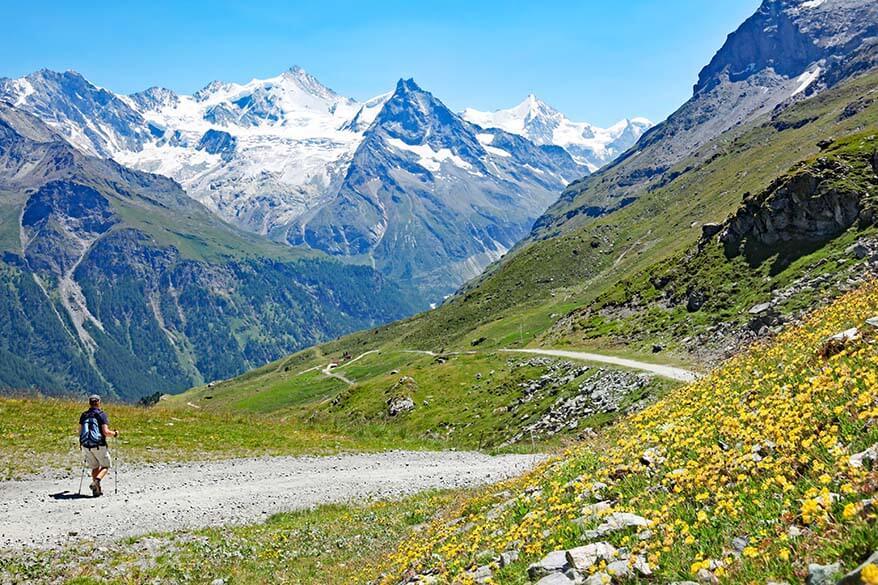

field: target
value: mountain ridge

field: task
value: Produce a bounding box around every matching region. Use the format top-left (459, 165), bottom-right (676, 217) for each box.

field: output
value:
top-left (0, 68), bottom-right (638, 301)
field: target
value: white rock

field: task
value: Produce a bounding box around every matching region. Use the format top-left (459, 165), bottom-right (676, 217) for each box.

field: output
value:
top-left (536, 573), bottom-right (576, 585)
top-left (566, 542), bottom-right (618, 571)
top-left (849, 443), bottom-right (878, 470)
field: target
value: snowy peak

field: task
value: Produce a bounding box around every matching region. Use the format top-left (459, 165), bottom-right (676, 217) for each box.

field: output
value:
top-left (185, 66), bottom-right (357, 129)
top-left (341, 92), bottom-right (391, 132)
top-left (0, 69), bottom-right (151, 156)
top-left (129, 86), bottom-right (180, 112)
top-left (372, 78), bottom-right (469, 148)
top-left (462, 96), bottom-right (652, 171)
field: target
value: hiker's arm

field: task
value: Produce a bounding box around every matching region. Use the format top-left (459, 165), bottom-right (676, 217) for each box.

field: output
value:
top-left (100, 423), bottom-right (119, 438)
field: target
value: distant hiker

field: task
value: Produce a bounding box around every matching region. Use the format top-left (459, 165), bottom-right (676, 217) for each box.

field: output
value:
top-left (78, 394), bottom-right (120, 497)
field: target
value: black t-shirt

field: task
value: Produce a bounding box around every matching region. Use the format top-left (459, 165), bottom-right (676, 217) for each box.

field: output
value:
top-left (79, 407), bottom-right (110, 447)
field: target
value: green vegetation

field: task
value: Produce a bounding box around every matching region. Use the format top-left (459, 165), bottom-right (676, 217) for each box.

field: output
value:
top-left (370, 281), bottom-right (878, 585)
top-left (0, 490), bottom-right (457, 584)
top-left (174, 349), bottom-right (675, 452)
top-left (0, 396), bottom-right (388, 480)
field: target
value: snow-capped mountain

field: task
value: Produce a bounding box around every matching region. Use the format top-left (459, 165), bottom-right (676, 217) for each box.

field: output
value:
top-left (463, 95), bottom-right (652, 171)
top-left (0, 67), bottom-right (594, 299)
top-left (290, 79), bottom-right (586, 297)
top-left (118, 66), bottom-right (367, 233)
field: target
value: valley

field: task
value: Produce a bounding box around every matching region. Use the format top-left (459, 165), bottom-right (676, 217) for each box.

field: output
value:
top-left (1, 0), bottom-right (878, 583)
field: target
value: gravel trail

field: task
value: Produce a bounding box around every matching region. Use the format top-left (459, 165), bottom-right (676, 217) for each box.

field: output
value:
top-left (502, 348), bottom-right (699, 382)
top-left (0, 451), bottom-right (543, 549)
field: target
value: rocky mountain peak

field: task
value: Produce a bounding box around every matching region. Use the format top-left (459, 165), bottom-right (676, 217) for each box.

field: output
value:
top-left (694, 0), bottom-right (878, 96)
top-left (372, 78), bottom-right (463, 147)
top-left (0, 68), bottom-right (150, 157)
top-left (129, 86), bottom-right (179, 111)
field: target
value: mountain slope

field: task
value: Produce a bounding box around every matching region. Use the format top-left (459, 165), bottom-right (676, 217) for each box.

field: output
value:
top-left (463, 95), bottom-right (652, 171)
top-left (534, 0), bottom-right (878, 239)
top-left (370, 280), bottom-right (878, 584)
top-left (0, 101), bottom-right (418, 400)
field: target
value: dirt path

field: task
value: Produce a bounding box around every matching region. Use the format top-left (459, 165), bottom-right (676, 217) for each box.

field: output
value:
top-left (501, 348), bottom-right (699, 382)
top-left (0, 451), bottom-right (544, 550)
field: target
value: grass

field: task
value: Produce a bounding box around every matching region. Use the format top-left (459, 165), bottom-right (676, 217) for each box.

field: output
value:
top-left (0, 490), bottom-right (460, 584)
top-left (369, 281), bottom-right (878, 584)
top-left (171, 348), bottom-right (677, 453)
top-left (0, 396), bottom-right (391, 480)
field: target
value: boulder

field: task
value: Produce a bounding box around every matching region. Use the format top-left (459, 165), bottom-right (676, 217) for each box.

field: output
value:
top-left (583, 512), bottom-right (650, 538)
top-left (499, 549), bottom-right (519, 567)
top-left (580, 501), bottom-right (613, 518)
top-left (469, 565), bottom-right (492, 583)
top-left (701, 222), bottom-right (723, 240)
top-left (583, 573), bottom-right (611, 585)
top-left (605, 560), bottom-right (630, 579)
top-left (696, 568), bottom-right (718, 584)
top-left (528, 550), bottom-right (571, 580)
top-left (847, 242), bottom-right (870, 259)
top-left (387, 396), bottom-right (415, 416)
top-left (805, 562), bottom-right (841, 585)
top-left (819, 327), bottom-right (859, 358)
top-left (536, 573), bottom-right (576, 585)
top-left (850, 443), bottom-right (878, 470)
top-left (566, 542), bottom-right (618, 572)
top-left (731, 536), bottom-right (749, 553)
top-left (686, 290), bottom-right (706, 312)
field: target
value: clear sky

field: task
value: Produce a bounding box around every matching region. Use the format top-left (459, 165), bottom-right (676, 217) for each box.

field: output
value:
top-left (1, 1), bottom-right (760, 127)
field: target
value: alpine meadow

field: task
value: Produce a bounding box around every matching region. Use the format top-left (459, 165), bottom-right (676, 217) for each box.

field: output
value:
top-left (2, 1), bottom-right (878, 584)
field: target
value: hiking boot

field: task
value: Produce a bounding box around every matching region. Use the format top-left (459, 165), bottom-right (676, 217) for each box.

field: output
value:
top-left (94, 478), bottom-right (102, 497)
top-left (89, 480), bottom-right (99, 497)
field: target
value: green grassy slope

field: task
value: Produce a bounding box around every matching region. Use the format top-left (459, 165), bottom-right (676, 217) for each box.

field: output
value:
top-left (173, 350), bottom-right (676, 451)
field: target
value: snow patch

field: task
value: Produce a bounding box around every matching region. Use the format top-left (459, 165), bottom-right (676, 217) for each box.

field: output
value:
top-left (386, 138), bottom-right (473, 172)
top-left (792, 67), bottom-right (821, 96)
top-left (800, 0), bottom-right (825, 8)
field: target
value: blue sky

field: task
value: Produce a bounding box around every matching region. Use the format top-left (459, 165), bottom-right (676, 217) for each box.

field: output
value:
top-left (1, 1), bottom-right (760, 126)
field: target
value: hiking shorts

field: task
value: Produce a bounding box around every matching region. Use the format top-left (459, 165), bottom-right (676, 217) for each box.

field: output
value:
top-left (83, 446), bottom-right (112, 469)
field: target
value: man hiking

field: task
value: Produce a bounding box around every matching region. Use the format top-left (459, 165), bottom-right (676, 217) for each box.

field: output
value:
top-left (78, 394), bottom-right (120, 497)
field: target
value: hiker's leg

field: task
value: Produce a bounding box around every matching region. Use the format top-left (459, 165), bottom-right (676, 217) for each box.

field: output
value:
top-left (96, 466), bottom-right (109, 480)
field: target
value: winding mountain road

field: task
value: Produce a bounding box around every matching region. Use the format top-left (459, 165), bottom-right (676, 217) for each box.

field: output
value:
top-left (314, 347), bottom-right (699, 385)
top-left (501, 348), bottom-right (699, 382)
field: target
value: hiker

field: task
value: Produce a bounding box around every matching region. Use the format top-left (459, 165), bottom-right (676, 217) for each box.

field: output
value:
top-left (78, 394), bottom-right (120, 497)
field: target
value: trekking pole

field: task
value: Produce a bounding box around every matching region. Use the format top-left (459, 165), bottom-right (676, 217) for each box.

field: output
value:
top-left (114, 435), bottom-right (119, 495)
top-left (77, 443), bottom-right (86, 495)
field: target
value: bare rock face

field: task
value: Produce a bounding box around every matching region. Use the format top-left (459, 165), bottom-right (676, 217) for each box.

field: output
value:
top-left (712, 151), bottom-right (877, 261)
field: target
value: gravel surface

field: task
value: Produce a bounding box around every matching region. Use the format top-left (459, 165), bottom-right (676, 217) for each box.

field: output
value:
top-left (0, 450), bottom-right (544, 549)
top-left (502, 348), bottom-right (699, 382)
